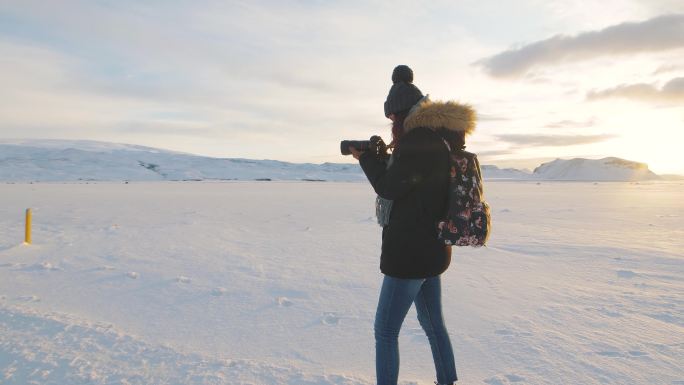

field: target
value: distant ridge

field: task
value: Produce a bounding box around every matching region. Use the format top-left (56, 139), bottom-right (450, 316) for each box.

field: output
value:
top-left (533, 157), bottom-right (659, 181)
top-left (0, 139), bottom-right (673, 182)
top-left (481, 165), bottom-right (533, 180)
top-left (0, 139), bottom-right (365, 182)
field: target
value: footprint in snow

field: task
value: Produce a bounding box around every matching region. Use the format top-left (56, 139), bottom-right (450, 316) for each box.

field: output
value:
top-left (617, 270), bottom-right (637, 279)
top-left (321, 312), bottom-right (340, 325)
top-left (505, 374), bottom-right (526, 382)
top-left (276, 296), bottom-right (294, 307)
top-left (17, 262), bottom-right (55, 272)
top-left (494, 328), bottom-right (533, 337)
top-left (16, 295), bottom-right (41, 302)
top-left (598, 307), bottom-right (623, 318)
top-left (211, 287), bottom-right (227, 296)
top-left (126, 272), bottom-right (139, 279)
top-left (495, 329), bottom-right (515, 336)
top-left (1, 262), bottom-right (27, 269)
top-left (485, 374), bottom-right (526, 384)
top-left (31, 262), bottom-right (60, 271)
top-left (176, 275), bottom-right (191, 284)
top-left (484, 377), bottom-right (505, 385)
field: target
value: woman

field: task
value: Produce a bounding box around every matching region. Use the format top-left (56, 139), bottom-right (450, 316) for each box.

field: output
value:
top-left (349, 65), bottom-right (475, 385)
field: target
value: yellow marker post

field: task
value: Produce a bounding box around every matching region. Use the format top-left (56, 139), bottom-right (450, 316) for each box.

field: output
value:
top-left (24, 208), bottom-right (32, 244)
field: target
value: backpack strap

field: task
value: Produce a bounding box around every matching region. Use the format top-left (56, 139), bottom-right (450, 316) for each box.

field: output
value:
top-left (441, 138), bottom-right (451, 153)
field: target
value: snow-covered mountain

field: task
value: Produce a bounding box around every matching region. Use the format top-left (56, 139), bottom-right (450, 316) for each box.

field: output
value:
top-left (0, 139), bottom-right (669, 182)
top-left (0, 139), bottom-right (365, 182)
top-left (481, 165), bottom-right (533, 180)
top-left (533, 157), bottom-right (659, 181)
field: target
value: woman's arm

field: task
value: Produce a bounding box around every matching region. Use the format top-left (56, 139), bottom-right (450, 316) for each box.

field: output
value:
top-left (358, 144), bottom-right (422, 201)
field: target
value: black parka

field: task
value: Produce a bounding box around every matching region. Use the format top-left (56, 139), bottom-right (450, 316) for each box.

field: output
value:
top-left (359, 100), bottom-right (476, 279)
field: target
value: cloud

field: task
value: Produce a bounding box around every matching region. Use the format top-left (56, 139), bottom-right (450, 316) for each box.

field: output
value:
top-left (587, 77), bottom-right (684, 102)
top-left (477, 13), bottom-right (684, 77)
top-left (476, 149), bottom-right (516, 157)
top-left (636, 0), bottom-right (684, 13)
top-left (112, 119), bottom-right (217, 136)
top-left (653, 64), bottom-right (684, 75)
top-left (544, 118), bottom-right (596, 128)
top-left (496, 133), bottom-right (617, 147)
top-left (478, 113), bottom-right (511, 122)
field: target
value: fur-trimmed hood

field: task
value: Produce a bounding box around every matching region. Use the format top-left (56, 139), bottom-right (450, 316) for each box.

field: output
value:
top-left (403, 98), bottom-right (476, 135)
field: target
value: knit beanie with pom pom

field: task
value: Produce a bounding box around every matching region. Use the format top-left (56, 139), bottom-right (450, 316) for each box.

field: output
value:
top-left (384, 65), bottom-right (424, 118)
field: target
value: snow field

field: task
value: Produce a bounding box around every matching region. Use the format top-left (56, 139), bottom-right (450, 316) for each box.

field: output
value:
top-left (0, 181), bottom-right (683, 384)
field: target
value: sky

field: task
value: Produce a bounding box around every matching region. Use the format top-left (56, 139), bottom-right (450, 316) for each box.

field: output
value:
top-left (1, 0), bottom-right (683, 174)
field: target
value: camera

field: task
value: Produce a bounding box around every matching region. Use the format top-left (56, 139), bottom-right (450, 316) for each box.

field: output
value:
top-left (340, 135), bottom-right (388, 156)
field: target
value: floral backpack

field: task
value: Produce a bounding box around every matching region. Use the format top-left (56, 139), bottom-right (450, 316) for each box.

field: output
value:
top-left (437, 146), bottom-right (491, 247)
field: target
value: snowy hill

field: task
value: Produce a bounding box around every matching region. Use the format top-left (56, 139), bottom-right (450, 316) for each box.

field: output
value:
top-left (533, 157), bottom-right (660, 181)
top-left (0, 139), bottom-right (670, 182)
top-left (0, 139), bottom-right (365, 182)
top-left (481, 165), bottom-right (533, 180)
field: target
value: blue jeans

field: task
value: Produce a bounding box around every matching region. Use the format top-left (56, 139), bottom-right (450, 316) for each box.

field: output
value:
top-left (375, 275), bottom-right (457, 385)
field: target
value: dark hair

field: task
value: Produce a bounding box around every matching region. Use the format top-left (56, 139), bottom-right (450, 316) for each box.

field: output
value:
top-left (390, 109), bottom-right (410, 148)
top-left (437, 128), bottom-right (466, 152)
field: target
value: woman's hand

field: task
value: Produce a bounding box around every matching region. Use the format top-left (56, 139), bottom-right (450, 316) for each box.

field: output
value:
top-left (349, 146), bottom-right (365, 160)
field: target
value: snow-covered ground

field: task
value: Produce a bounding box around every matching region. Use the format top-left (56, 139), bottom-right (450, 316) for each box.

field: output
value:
top-left (0, 181), bottom-right (682, 385)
